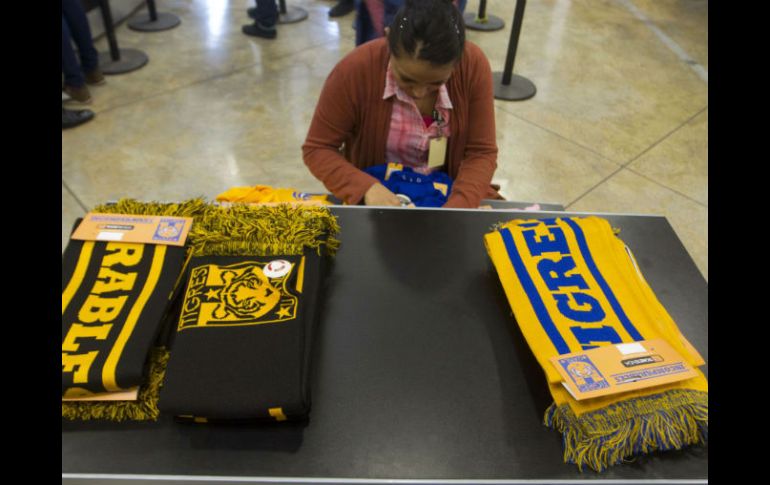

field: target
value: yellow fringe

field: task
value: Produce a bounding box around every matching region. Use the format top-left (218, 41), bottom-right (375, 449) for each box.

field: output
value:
top-left (187, 203), bottom-right (341, 257)
top-left (62, 347), bottom-right (170, 422)
top-left (91, 198), bottom-right (209, 218)
top-left (90, 198), bottom-right (341, 257)
top-left (544, 389), bottom-right (708, 472)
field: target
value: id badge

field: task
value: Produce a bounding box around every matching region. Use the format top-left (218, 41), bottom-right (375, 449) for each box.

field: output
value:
top-left (428, 137), bottom-right (447, 168)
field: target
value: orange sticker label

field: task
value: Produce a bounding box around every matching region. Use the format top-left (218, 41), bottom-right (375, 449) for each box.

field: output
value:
top-left (71, 212), bottom-right (193, 246)
top-left (550, 339), bottom-right (700, 400)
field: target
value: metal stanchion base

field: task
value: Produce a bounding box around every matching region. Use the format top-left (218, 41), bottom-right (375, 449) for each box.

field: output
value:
top-left (128, 12), bottom-right (181, 32)
top-left (99, 49), bottom-right (149, 75)
top-left (463, 12), bottom-right (505, 31)
top-left (493, 72), bottom-right (536, 101)
top-left (278, 7), bottom-right (309, 24)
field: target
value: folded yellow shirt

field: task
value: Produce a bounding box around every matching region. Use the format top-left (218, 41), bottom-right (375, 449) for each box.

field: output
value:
top-left (216, 185), bottom-right (330, 206)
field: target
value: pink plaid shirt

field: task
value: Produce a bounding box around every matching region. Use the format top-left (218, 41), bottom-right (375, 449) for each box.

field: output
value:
top-left (383, 62), bottom-right (453, 174)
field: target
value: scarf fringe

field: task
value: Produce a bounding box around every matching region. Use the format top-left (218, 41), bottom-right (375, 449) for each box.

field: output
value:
top-left (188, 203), bottom-right (341, 257)
top-left (544, 389), bottom-right (708, 472)
top-left (88, 199), bottom-right (341, 256)
top-left (92, 198), bottom-right (209, 218)
top-left (62, 347), bottom-right (170, 422)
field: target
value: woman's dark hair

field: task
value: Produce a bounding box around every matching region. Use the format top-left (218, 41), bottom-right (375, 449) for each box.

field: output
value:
top-left (387, 0), bottom-right (465, 65)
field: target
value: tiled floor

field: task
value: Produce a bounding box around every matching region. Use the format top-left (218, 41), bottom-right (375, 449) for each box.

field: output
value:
top-left (62, 0), bottom-right (707, 280)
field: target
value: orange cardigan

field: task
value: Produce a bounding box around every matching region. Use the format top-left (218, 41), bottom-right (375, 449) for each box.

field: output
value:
top-left (302, 38), bottom-right (499, 208)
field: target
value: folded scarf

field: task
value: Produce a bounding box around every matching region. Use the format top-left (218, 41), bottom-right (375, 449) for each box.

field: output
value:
top-left (484, 216), bottom-right (707, 471)
top-left (62, 199), bottom-right (206, 421)
top-left (364, 163), bottom-right (453, 207)
top-left (158, 203), bottom-right (339, 422)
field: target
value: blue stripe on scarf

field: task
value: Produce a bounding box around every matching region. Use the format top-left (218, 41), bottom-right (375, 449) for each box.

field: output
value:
top-left (500, 228), bottom-right (571, 354)
top-left (562, 218), bottom-right (644, 341)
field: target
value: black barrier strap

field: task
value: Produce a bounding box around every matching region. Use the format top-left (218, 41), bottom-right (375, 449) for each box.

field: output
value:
top-left (279, 0), bottom-right (287, 15)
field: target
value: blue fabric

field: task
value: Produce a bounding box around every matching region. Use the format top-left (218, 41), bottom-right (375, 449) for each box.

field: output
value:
top-left (62, 0), bottom-right (99, 87)
top-left (365, 164), bottom-right (453, 207)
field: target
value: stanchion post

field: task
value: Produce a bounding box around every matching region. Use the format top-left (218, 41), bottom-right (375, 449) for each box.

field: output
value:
top-left (98, 0), bottom-right (121, 61)
top-left (277, 0), bottom-right (309, 24)
top-left (493, 0), bottom-right (536, 101)
top-left (502, 0), bottom-right (527, 85)
top-left (147, 0), bottom-right (158, 21)
top-left (463, 0), bottom-right (505, 32)
top-left (97, 0), bottom-right (149, 74)
top-left (128, 0), bottom-right (182, 32)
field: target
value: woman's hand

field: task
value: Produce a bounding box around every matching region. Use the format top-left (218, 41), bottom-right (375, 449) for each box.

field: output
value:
top-left (364, 183), bottom-right (402, 206)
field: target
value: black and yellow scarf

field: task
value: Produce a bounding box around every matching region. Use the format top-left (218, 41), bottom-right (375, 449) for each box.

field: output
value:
top-left (62, 199), bottom-right (206, 421)
top-left (158, 203), bottom-right (339, 422)
top-left (484, 216), bottom-right (707, 471)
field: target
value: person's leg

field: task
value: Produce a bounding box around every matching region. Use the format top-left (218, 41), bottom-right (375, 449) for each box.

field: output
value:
top-left (61, 0), bottom-right (100, 75)
top-left (255, 0), bottom-right (278, 27)
top-left (242, 0), bottom-right (278, 38)
top-left (354, 1), bottom-right (374, 46)
top-left (62, 15), bottom-right (85, 89)
top-left (329, 0), bottom-right (355, 18)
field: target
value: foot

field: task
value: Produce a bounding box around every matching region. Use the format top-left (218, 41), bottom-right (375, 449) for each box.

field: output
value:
top-left (247, 7), bottom-right (256, 19)
top-left (85, 69), bottom-right (106, 86)
top-left (63, 84), bottom-right (92, 104)
top-left (329, 0), bottom-right (354, 17)
top-left (62, 108), bottom-right (95, 129)
top-left (242, 22), bottom-right (277, 39)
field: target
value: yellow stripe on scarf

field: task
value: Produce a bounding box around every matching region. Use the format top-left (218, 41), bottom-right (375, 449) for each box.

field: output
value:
top-left (62, 241), bottom-right (95, 315)
top-left (102, 244), bottom-right (167, 391)
top-left (484, 216), bottom-right (707, 471)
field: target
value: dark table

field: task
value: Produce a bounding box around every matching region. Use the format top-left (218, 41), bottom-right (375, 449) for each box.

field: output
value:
top-left (63, 206), bottom-right (708, 484)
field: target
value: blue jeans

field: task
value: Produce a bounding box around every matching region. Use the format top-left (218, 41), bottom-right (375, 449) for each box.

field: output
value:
top-left (254, 0), bottom-right (278, 28)
top-left (62, 0), bottom-right (99, 88)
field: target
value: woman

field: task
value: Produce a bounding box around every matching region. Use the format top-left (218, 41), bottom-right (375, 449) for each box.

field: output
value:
top-left (302, 0), bottom-right (499, 208)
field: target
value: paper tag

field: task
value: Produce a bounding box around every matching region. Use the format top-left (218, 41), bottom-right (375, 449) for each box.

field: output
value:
top-left (96, 231), bottom-right (125, 241)
top-left (550, 339), bottom-right (699, 400)
top-left (71, 212), bottom-right (193, 246)
top-left (427, 137), bottom-right (447, 168)
top-left (616, 342), bottom-right (645, 355)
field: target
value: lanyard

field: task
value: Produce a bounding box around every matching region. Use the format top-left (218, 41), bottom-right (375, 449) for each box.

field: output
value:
top-left (432, 109), bottom-right (446, 138)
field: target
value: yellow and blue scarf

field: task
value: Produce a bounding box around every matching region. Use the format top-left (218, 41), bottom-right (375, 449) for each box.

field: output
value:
top-left (484, 216), bottom-right (707, 471)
